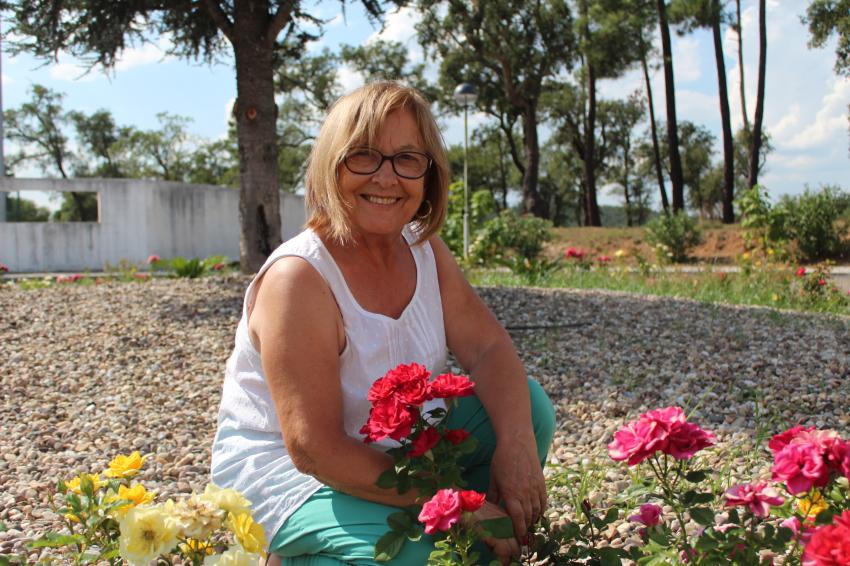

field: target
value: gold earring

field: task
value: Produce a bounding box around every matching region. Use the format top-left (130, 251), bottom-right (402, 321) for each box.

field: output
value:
top-left (416, 200), bottom-right (433, 221)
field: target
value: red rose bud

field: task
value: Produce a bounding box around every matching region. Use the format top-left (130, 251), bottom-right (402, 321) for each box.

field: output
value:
top-left (443, 429), bottom-right (470, 445)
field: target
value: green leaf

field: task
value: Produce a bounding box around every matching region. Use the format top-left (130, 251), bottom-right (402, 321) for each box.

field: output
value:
top-left (689, 507), bottom-right (715, 526)
top-left (479, 517), bottom-right (514, 538)
top-left (457, 436), bottom-right (478, 454)
top-left (815, 508), bottom-right (836, 525)
top-left (598, 547), bottom-right (622, 566)
top-left (374, 530), bottom-right (406, 562)
top-left (602, 507), bottom-right (619, 525)
top-left (28, 533), bottom-right (84, 549)
top-left (386, 511), bottom-right (413, 532)
top-left (684, 470), bottom-right (708, 483)
top-left (691, 492), bottom-right (714, 504)
top-left (647, 527), bottom-right (669, 546)
top-left (376, 469), bottom-right (398, 489)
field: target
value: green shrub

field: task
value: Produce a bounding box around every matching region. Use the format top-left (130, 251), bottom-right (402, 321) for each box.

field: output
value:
top-left (470, 210), bottom-right (553, 265)
top-left (774, 186), bottom-right (849, 261)
top-left (644, 211), bottom-right (702, 263)
top-left (736, 185), bottom-right (790, 253)
top-left (498, 255), bottom-right (563, 285)
top-left (441, 181), bottom-right (498, 259)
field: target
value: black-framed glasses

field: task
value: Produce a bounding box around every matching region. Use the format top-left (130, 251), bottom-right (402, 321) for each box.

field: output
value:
top-left (343, 147), bottom-right (432, 180)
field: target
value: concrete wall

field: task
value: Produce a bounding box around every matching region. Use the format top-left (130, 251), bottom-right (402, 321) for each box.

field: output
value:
top-left (0, 178), bottom-right (306, 272)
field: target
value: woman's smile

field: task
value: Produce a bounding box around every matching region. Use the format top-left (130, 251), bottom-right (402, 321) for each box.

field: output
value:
top-left (360, 194), bottom-right (403, 206)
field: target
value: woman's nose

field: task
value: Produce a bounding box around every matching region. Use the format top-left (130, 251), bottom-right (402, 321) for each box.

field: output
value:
top-left (371, 158), bottom-right (398, 186)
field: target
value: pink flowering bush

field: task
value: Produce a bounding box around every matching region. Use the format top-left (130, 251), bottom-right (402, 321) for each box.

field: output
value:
top-left (589, 409), bottom-right (850, 564)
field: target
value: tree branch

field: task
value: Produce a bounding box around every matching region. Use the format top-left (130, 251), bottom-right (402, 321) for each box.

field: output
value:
top-left (202, 0), bottom-right (235, 43)
top-left (267, 1), bottom-right (296, 47)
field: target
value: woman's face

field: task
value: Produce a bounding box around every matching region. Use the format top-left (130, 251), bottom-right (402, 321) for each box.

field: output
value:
top-left (338, 108), bottom-right (427, 240)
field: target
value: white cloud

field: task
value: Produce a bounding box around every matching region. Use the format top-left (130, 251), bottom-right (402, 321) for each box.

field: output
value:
top-left (673, 37), bottom-right (702, 83)
top-left (222, 97), bottom-right (236, 133)
top-left (336, 64), bottom-right (365, 93)
top-left (367, 6), bottom-right (424, 64)
top-left (783, 78), bottom-right (850, 149)
top-left (47, 35), bottom-right (173, 81)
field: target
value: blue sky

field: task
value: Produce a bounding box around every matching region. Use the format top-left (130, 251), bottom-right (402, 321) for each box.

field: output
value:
top-left (2, 0), bottom-right (848, 210)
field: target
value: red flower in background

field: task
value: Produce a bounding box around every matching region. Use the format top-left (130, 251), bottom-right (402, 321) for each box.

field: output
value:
top-left (0, 264), bottom-right (8, 273)
top-left (428, 373), bottom-right (474, 399)
top-left (723, 482), bottom-right (784, 518)
top-left (147, 254), bottom-right (161, 264)
top-left (796, 267), bottom-right (807, 277)
top-left (565, 247), bottom-right (586, 260)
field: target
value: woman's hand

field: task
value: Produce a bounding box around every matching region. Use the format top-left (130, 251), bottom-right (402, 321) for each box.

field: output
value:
top-left (473, 501), bottom-right (521, 565)
top-left (487, 433), bottom-right (548, 540)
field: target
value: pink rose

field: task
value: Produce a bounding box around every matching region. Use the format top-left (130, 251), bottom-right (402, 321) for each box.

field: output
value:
top-left (368, 363), bottom-right (431, 407)
top-left (418, 489), bottom-right (462, 534)
top-left (608, 418), bottom-right (669, 465)
top-left (665, 421), bottom-right (716, 459)
top-left (769, 425), bottom-right (816, 453)
top-left (826, 440), bottom-right (850, 479)
top-left (443, 429), bottom-right (470, 445)
top-left (597, 255), bottom-right (612, 263)
top-left (359, 399), bottom-right (418, 443)
top-left (0, 264), bottom-right (8, 273)
top-left (723, 482), bottom-right (784, 518)
top-left (147, 254), bottom-right (161, 264)
top-left (772, 443), bottom-right (830, 495)
top-left (629, 503), bottom-right (662, 527)
top-left (802, 510), bottom-right (850, 566)
top-left (428, 373), bottom-right (474, 400)
top-left (796, 267), bottom-right (806, 277)
top-left (408, 427), bottom-right (441, 457)
top-left (458, 490), bottom-right (486, 512)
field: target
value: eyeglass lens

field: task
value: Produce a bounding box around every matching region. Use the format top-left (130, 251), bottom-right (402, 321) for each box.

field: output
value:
top-left (345, 148), bottom-right (430, 179)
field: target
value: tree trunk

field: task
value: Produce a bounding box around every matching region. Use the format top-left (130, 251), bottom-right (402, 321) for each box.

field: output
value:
top-left (584, 64), bottom-right (601, 227)
top-left (521, 107), bottom-right (548, 218)
top-left (712, 8), bottom-right (735, 224)
top-left (232, 1), bottom-right (281, 274)
top-left (735, 0), bottom-right (749, 131)
top-left (748, 0), bottom-right (767, 191)
top-left (640, 38), bottom-right (670, 213)
top-left (656, 0), bottom-right (685, 212)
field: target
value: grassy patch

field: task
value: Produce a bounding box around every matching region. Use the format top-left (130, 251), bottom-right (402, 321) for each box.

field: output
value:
top-left (466, 265), bottom-right (850, 316)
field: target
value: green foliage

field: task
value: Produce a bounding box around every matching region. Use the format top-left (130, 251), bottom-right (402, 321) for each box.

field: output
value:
top-left (736, 185), bottom-right (789, 253)
top-left (645, 211), bottom-right (702, 263)
top-left (3, 194), bottom-right (50, 221)
top-left (156, 255), bottom-right (230, 279)
top-left (498, 255), bottom-right (563, 286)
top-left (775, 186), bottom-right (850, 261)
top-left (441, 181), bottom-right (498, 259)
top-left (470, 210), bottom-right (553, 266)
top-left (804, 0), bottom-right (850, 78)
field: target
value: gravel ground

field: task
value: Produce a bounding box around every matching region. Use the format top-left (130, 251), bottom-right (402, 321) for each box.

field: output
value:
top-left (1, 277), bottom-right (848, 561)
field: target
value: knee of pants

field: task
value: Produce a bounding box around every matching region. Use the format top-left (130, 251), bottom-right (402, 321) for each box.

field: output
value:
top-left (528, 378), bottom-right (556, 461)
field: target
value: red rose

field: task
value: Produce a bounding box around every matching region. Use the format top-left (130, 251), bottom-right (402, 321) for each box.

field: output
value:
top-left (769, 425), bottom-right (816, 453)
top-left (443, 429), bottom-right (470, 445)
top-left (818, 278), bottom-right (826, 286)
top-left (359, 399), bottom-right (419, 443)
top-left (796, 267), bottom-right (806, 277)
top-left (428, 373), bottom-right (474, 400)
top-left (368, 363), bottom-right (431, 407)
top-left (458, 490), bottom-right (486, 512)
top-left (409, 427), bottom-right (441, 457)
top-left (802, 510), bottom-right (850, 565)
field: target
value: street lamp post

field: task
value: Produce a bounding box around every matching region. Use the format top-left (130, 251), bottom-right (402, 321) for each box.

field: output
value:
top-left (453, 83), bottom-right (477, 259)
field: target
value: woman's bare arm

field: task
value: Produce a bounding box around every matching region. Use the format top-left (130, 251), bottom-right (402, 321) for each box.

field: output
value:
top-left (248, 257), bottom-right (418, 507)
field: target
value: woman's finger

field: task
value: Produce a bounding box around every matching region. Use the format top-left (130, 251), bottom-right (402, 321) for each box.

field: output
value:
top-left (504, 497), bottom-right (528, 539)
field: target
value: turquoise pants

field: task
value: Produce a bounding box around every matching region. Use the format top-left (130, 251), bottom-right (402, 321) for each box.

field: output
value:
top-left (269, 378), bottom-right (556, 566)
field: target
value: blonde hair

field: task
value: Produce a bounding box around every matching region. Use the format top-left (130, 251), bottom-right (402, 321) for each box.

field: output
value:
top-left (304, 81), bottom-right (449, 244)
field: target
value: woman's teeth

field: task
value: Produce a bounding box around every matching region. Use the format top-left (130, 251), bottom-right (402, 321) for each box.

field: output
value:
top-left (363, 195), bottom-right (398, 205)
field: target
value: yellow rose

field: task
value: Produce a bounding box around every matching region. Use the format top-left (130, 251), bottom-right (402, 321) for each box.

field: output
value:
top-left (64, 513), bottom-right (80, 523)
top-left (200, 484), bottom-right (252, 517)
top-left (163, 496), bottom-right (225, 539)
top-left (203, 547), bottom-right (260, 566)
top-left (614, 249), bottom-right (626, 258)
top-left (180, 538), bottom-right (216, 556)
top-left (798, 492), bottom-right (827, 519)
top-left (65, 473), bottom-right (103, 494)
top-left (118, 505), bottom-right (179, 566)
top-left (771, 293), bottom-right (780, 302)
top-left (104, 451), bottom-right (146, 479)
top-left (108, 484), bottom-right (155, 517)
top-left (227, 512), bottom-right (267, 555)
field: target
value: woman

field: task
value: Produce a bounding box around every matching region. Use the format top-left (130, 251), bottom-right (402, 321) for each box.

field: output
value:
top-left (211, 81), bottom-right (555, 565)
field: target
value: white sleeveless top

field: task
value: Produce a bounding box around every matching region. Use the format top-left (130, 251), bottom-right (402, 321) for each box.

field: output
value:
top-left (210, 227), bottom-right (448, 543)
